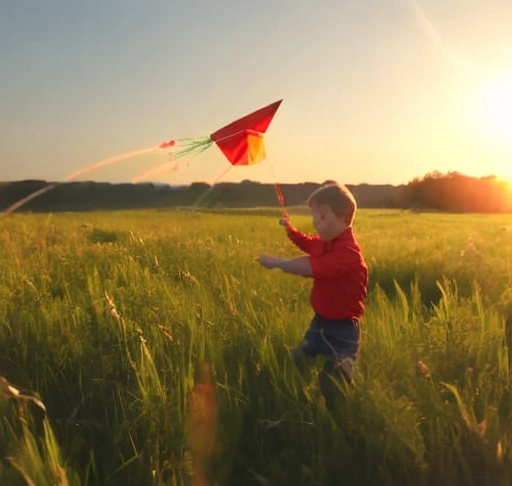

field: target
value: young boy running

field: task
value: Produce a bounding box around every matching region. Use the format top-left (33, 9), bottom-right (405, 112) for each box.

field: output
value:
top-left (258, 182), bottom-right (368, 410)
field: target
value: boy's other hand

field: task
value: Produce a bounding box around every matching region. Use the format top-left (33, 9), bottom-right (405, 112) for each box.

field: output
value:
top-left (258, 254), bottom-right (279, 269)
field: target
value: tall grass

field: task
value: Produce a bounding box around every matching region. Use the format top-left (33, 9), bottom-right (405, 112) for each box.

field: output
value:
top-left (1, 208), bottom-right (512, 485)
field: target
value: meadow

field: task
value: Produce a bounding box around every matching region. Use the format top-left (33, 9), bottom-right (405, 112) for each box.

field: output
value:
top-left (1, 207), bottom-right (512, 486)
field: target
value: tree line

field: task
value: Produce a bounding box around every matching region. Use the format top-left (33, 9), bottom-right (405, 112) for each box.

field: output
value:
top-left (402, 171), bottom-right (512, 213)
top-left (1, 172), bottom-right (511, 213)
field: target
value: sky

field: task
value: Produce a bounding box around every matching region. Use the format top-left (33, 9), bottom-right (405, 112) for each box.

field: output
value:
top-left (1, 0), bottom-right (512, 186)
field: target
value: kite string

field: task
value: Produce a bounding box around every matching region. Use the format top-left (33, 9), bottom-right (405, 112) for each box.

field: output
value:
top-left (266, 154), bottom-right (289, 220)
top-left (191, 165), bottom-right (234, 208)
top-left (274, 183), bottom-right (289, 220)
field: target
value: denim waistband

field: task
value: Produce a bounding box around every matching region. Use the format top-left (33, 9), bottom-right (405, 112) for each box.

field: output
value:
top-left (314, 314), bottom-right (359, 326)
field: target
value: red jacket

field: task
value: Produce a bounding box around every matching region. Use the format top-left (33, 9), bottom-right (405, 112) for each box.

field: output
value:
top-left (286, 225), bottom-right (368, 320)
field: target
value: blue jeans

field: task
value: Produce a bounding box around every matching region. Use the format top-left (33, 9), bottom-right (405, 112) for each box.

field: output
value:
top-left (292, 314), bottom-right (360, 409)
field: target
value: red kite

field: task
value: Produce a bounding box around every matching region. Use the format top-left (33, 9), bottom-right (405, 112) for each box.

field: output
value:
top-left (210, 99), bottom-right (282, 166)
top-left (132, 99), bottom-right (283, 182)
top-left (155, 99), bottom-right (282, 166)
top-left (4, 100), bottom-right (284, 213)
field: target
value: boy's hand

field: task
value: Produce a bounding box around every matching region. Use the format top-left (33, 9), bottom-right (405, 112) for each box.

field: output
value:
top-left (258, 254), bottom-right (280, 269)
top-left (279, 218), bottom-right (289, 227)
top-left (258, 255), bottom-right (312, 276)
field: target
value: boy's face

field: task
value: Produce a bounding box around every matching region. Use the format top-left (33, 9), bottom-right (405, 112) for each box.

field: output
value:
top-left (310, 201), bottom-right (345, 240)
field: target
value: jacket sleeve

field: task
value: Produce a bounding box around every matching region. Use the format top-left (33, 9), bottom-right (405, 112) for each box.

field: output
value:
top-left (285, 223), bottom-right (323, 256)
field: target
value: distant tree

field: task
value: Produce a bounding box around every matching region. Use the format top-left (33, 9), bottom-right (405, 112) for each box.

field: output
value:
top-left (405, 171), bottom-right (512, 213)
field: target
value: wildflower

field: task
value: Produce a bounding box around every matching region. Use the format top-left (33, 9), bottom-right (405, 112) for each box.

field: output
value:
top-left (417, 360), bottom-right (431, 378)
top-left (0, 376), bottom-right (46, 413)
top-left (497, 441), bottom-right (504, 463)
top-left (23, 277), bottom-right (36, 291)
top-left (187, 364), bottom-right (217, 486)
top-left (473, 419), bottom-right (488, 441)
top-left (105, 291), bottom-right (120, 319)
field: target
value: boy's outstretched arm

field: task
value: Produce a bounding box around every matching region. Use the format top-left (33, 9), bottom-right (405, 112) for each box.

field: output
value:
top-left (279, 219), bottom-right (322, 256)
top-left (258, 255), bottom-right (313, 277)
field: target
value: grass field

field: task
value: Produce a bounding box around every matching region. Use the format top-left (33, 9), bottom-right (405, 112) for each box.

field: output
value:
top-left (1, 208), bottom-right (512, 486)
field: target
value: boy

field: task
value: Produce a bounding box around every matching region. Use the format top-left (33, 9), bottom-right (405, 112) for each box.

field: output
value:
top-left (258, 182), bottom-right (368, 410)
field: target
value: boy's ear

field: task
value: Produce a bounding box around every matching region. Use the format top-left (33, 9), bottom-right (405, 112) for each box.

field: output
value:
top-left (343, 211), bottom-right (354, 226)
top-left (335, 214), bottom-right (348, 225)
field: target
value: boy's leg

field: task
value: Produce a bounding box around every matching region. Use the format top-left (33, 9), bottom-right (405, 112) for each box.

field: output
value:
top-left (290, 314), bottom-right (323, 375)
top-left (291, 346), bottom-right (307, 375)
top-left (317, 319), bottom-right (360, 412)
top-left (318, 356), bottom-right (356, 412)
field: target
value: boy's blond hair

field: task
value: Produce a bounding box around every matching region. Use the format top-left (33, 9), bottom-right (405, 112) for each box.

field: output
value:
top-left (307, 182), bottom-right (357, 225)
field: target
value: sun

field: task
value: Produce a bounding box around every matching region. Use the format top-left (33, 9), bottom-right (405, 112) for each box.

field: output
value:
top-left (475, 71), bottom-right (512, 150)
top-left (473, 71), bottom-right (512, 182)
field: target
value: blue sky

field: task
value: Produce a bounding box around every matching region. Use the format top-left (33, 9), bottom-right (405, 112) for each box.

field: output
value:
top-left (1, 0), bottom-right (511, 186)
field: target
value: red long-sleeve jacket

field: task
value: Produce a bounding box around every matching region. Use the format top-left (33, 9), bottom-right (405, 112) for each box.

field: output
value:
top-left (286, 225), bottom-right (368, 320)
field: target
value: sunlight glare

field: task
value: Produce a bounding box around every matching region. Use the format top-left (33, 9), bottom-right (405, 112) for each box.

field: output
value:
top-left (476, 72), bottom-right (512, 150)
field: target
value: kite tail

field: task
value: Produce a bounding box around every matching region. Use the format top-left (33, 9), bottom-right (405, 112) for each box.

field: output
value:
top-left (4, 183), bottom-right (59, 215)
top-left (274, 183), bottom-right (289, 220)
top-left (4, 145), bottom-right (161, 213)
top-left (132, 137), bottom-right (213, 183)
